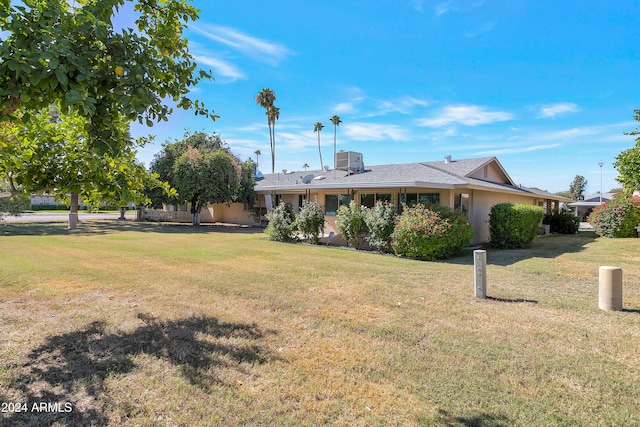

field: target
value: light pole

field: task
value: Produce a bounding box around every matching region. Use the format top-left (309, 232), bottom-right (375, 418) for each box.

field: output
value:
top-left (599, 161), bottom-right (604, 204)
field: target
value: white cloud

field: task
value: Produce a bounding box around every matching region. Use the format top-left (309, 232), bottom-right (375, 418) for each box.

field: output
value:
top-left (191, 24), bottom-right (292, 66)
top-left (194, 55), bottom-right (245, 81)
top-left (537, 103), bottom-right (580, 118)
top-left (376, 96), bottom-right (430, 115)
top-left (334, 102), bottom-right (355, 114)
top-left (418, 105), bottom-right (514, 127)
top-left (343, 123), bottom-right (409, 141)
top-left (435, 2), bottom-right (454, 16)
top-left (475, 143), bottom-right (562, 156)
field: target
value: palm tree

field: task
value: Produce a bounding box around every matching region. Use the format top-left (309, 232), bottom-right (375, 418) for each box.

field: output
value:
top-left (254, 149), bottom-right (261, 169)
top-left (255, 88), bottom-right (276, 173)
top-left (314, 122), bottom-right (325, 170)
top-left (267, 105), bottom-right (280, 174)
top-left (330, 115), bottom-right (342, 169)
top-left (303, 162), bottom-right (310, 171)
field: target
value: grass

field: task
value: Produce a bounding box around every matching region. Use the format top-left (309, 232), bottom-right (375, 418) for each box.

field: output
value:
top-left (0, 220), bottom-right (639, 426)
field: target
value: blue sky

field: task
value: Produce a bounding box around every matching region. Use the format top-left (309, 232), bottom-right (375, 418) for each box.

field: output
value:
top-left (127, 0), bottom-right (640, 194)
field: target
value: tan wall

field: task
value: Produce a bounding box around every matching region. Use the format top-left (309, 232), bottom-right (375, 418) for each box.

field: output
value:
top-left (212, 203), bottom-right (259, 225)
top-left (471, 190), bottom-right (539, 243)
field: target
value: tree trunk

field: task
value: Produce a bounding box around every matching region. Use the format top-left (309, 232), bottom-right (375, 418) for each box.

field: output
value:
top-left (119, 207), bottom-right (126, 220)
top-left (192, 211), bottom-right (201, 226)
top-left (68, 192), bottom-right (79, 230)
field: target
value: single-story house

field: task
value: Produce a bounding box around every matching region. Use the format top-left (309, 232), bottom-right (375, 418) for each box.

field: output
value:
top-left (252, 154), bottom-right (567, 244)
top-left (567, 192), bottom-right (617, 219)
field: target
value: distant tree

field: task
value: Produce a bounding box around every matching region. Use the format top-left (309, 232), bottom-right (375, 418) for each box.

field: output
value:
top-left (569, 175), bottom-right (588, 200)
top-left (314, 122), bottom-right (325, 170)
top-left (0, 180), bottom-right (29, 220)
top-left (609, 187), bottom-right (624, 194)
top-left (255, 89), bottom-right (277, 173)
top-left (555, 190), bottom-right (573, 199)
top-left (254, 149), bottom-right (261, 169)
top-left (303, 163), bottom-right (310, 171)
top-left (330, 115), bottom-right (342, 169)
top-left (615, 110), bottom-right (640, 194)
top-left (0, 0), bottom-right (215, 154)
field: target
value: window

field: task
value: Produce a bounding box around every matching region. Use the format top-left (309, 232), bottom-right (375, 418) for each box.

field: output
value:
top-left (418, 193), bottom-right (440, 205)
top-left (454, 193), bottom-right (470, 214)
top-left (377, 193), bottom-right (392, 204)
top-left (325, 194), bottom-right (350, 216)
top-left (361, 193), bottom-right (375, 208)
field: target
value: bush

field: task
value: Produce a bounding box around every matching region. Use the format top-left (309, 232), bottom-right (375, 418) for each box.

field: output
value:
top-left (265, 202), bottom-right (297, 242)
top-left (588, 196), bottom-right (640, 238)
top-left (543, 211), bottom-right (580, 234)
top-left (391, 204), bottom-right (474, 261)
top-left (489, 203), bottom-right (544, 249)
top-left (296, 197), bottom-right (325, 244)
top-left (365, 201), bottom-right (397, 253)
top-left (336, 200), bottom-right (369, 249)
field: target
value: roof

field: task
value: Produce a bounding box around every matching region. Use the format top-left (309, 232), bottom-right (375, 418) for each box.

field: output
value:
top-left (255, 156), bottom-right (564, 200)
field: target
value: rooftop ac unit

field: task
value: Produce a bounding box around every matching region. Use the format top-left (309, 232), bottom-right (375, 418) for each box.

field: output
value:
top-left (335, 151), bottom-right (364, 173)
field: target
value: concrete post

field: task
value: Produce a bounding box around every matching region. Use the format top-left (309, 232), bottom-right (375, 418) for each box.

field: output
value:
top-left (474, 250), bottom-right (487, 299)
top-left (599, 266), bottom-right (623, 311)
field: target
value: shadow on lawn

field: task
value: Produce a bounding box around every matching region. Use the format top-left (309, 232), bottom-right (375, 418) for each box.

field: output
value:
top-left (2, 314), bottom-right (276, 427)
top-left (437, 409), bottom-right (512, 426)
top-left (0, 220), bottom-right (262, 237)
top-left (444, 231), bottom-right (599, 267)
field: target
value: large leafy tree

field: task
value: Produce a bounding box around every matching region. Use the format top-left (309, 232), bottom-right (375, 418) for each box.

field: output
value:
top-left (0, 0), bottom-right (215, 154)
top-left (255, 88), bottom-right (277, 173)
top-left (149, 131), bottom-right (255, 225)
top-left (0, 106), bottom-right (165, 228)
top-left (314, 121), bottom-right (325, 170)
top-left (615, 110), bottom-right (640, 194)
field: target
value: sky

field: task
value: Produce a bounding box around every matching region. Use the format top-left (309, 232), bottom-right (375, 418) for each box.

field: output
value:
top-left (125, 0), bottom-right (640, 194)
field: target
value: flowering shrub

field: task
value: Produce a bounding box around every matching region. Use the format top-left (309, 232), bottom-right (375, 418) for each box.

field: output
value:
top-left (365, 200), bottom-right (397, 253)
top-left (296, 197), bottom-right (325, 244)
top-left (489, 203), bottom-right (544, 249)
top-left (265, 202), bottom-right (297, 242)
top-left (336, 200), bottom-right (369, 249)
top-left (588, 196), bottom-right (640, 238)
top-left (391, 204), bottom-right (474, 260)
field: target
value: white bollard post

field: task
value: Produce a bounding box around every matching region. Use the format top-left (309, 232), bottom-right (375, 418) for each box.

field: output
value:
top-left (599, 266), bottom-right (623, 311)
top-left (474, 250), bottom-right (487, 299)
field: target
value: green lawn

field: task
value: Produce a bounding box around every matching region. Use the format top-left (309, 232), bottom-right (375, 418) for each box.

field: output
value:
top-left (1, 221), bottom-right (639, 426)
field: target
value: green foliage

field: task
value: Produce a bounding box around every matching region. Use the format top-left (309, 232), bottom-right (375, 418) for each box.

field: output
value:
top-left (265, 202), bottom-right (297, 242)
top-left (0, 0), bottom-right (215, 153)
top-left (0, 106), bottom-right (165, 227)
top-left (0, 181), bottom-right (29, 219)
top-left (489, 203), bottom-right (544, 249)
top-left (614, 110), bottom-right (640, 194)
top-left (569, 175), bottom-right (588, 200)
top-left (543, 211), bottom-right (580, 234)
top-left (588, 195), bottom-right (640, 238)
top-left (365, 200), bottom-right (397, 253)
top-left (173, 147), bottom-right (241, 225)
top-left (296, 197), bottom-right (325, 244)
top-left (391, 204), bottom-right (474, 260)
top-left (336, 200), bottom-right (369, 249)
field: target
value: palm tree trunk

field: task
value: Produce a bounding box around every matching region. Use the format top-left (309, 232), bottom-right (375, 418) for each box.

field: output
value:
top-left (268, 121), bottom-right (274, 174)
top-left (318, 134), bottom-right (324, 170)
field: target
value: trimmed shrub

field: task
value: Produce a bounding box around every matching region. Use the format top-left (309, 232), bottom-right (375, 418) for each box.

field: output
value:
top-left (264, 202), bottom-right (296, 242)
top-left (588, 195), bottom-right (640, 238)
top-left (336, 200), bottom-right (369, 249)
top-left (391, 204), bottom-right (474, 261)
top-left (365, 200), bottom-right (397, 253)
top-left (489, 203), bottom-right (544, 249)
top-left (296, 197), bottom-right (325, 244)
top-left (543, 211), bottom-right (580, 234)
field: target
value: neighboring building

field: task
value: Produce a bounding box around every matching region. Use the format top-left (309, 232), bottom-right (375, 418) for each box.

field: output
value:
top-left (253, 154), bottom-right (566, 244)
top-left (567, 192), bottom-right (617, 219)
